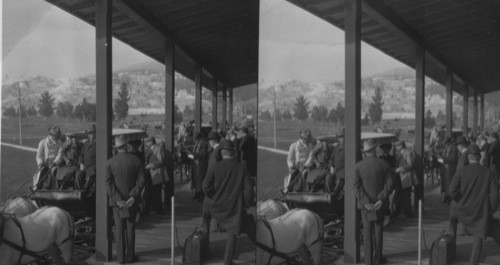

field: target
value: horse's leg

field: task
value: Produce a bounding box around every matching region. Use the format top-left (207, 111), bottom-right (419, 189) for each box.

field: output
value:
top-left (58, 238), bottom-right (73, 264)
top-left (297, 245), bottom-right (314, 265)
top-left (47, 245), bottom-right (65, 264)
top-left (307, 241), bottom-right (323, 265)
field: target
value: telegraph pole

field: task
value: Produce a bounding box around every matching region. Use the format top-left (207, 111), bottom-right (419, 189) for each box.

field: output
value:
top-left (273, 86), bottom-right (277, 148)
top-left (18, 83), bottom-right (23, 145)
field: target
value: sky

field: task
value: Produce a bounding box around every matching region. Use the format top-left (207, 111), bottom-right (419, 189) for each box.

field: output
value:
top-left (2, 0), bottom-right (403, 83)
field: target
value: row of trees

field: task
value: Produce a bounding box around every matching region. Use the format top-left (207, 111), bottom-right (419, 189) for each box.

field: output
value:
top-left (261, 87), bottom-right (385, 125)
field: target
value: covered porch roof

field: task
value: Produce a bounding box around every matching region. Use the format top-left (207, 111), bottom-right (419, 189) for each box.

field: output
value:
top-left (288, 0), bottom-right (500, 95)
top-left (45, 0), bottom-right (259, 91)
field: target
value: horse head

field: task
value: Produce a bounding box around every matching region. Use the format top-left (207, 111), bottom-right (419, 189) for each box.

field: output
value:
top-left (257, 199), bottom-right (288, 220)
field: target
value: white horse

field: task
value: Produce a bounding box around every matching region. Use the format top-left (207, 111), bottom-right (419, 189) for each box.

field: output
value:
top-left (0, 206), bottom-right (74, 265)
top-left (256, 208), bottom-right (324, 265)
top-left (257, 199), bottom-right (288, 220)
top-left (0, 197), bottom-right (38, 217)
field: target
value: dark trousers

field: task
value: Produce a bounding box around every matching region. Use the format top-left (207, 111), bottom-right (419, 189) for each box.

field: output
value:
top-left (113, 207), bottom-right (136, 264)
top-left (396, 187), bottom-right (412, 217)
top-left (224, 232), bottom-right (237, 265)
top-left (449, 214), bottom-right (481, 265)
top-left (150, 183), bottom-right (163, 213)
top-left (163, 179), bottom-right (174, 210)
top-left (361, 210), bottom-right (384, 265)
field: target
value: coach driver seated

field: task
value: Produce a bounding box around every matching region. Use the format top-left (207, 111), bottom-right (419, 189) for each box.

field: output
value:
top-left (286, 129), bottom-right (315, 192)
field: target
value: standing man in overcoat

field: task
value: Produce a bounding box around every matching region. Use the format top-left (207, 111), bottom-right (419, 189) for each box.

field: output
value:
top-left (394, 140), bottom-right (417, 218)
top-left (488, 132), bottom-right (500, 182)
top-left (441, 137), bottom-right (458, 204)
top-left (449, 144), bottom-right (498, 265)
top-left (191, 132), bottom-right (209, 201)
top-left (144, 136), bottom-right (167, 214)
top-left (76, 124), bottom-right (97, 194)
top-left (202, 139), bottom-right (254, 265)
top-left (202, 131), bottom-right (223, 232)
top-left (105, 135), bottom-right (145, 263)
top-left (237, 126), bottom-right (257, 180)
top-left (354, 139), bottom-right (393, 265)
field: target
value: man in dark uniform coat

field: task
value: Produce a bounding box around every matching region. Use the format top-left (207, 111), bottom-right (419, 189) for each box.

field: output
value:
top-left (449, 144), bottom-right (498, 265)
top-left (326, 129), bottom-right (345, 196)
top-left (202, 131), bottom-right (223, 232)
top-left (354, 139), bottom-right (393, 265)
top-left (203, 139), bottom-right (254, 265)
top-left (105, 135), bottom-right (145, 263)
top-left (441, 137), bottom-right (459, 203)
top-left (76, 124), bottom-right (97, 193)
top-left (488, 132), bottom-right (500, 182)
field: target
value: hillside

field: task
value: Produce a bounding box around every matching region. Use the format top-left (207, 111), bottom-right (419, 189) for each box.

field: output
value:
top-left (258, 67), bottom-right (467, 120)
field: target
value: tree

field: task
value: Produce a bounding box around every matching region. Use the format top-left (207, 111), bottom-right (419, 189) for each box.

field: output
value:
top-left (362, 113), bottom-right (370, 126)
top-left (436, 110), bottom-right (446, 124)
top-left (73, 98), bottom-right (95, 122)
top-left (368, 87), bottom-right (384, 124)
top-left (328, 106), bottom-right (337, 123)
top-left (114, 82), bottom-right (130, 121)
top-left (424, 109), bottom-right (436, 129)
top-left (274, 109), bottom-right (283, 121)
top-left (17, 105), bottom-right (27, 118)
top-left (260, 109), bottom-right (272, 121)
top-left (311, 105), bottom-right (328, 123)
top-left (293, 95), bottom-right (309, 121)
top-left (183, 105), bottom-right (194, 120)
top-left (175, 104), bottom-right (183, 124)
top-left (3, 106), bottom-right (17, 118)
top-left (38, 91), bottom-right (55, 117)
top-left (27, 106), bottom-right (38, 117)
top-left (56, 101), bottom-right (74, 121)
top-left (283, 109), bottom-right (293, 121)
top-left (335, 102), bottom-right (345, 125)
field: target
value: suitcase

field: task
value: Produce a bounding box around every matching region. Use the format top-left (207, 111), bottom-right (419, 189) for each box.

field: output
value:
top-left (430, 232), bottom-right (456, 265)
top-left (183, 228), bottom-right (209, 265)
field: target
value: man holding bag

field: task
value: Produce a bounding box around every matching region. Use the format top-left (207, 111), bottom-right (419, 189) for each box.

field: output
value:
top-left (144, 136), bottom-right (168, 214)
top-left (105, 135), bottom-right (145, 263)
top-left (395, 140), bottom-right (418, 218)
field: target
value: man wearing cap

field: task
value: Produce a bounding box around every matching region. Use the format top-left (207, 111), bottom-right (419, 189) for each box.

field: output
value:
top-left (76, 124), bottom-right (97, 193)
top-left (237, 126), bottom-right (257, 179)
top-left (286, 129), bottom-right (315, 191)
top-left (488, 132), bottom-right (500, 181)
top-left (394, 140), bottom-right (417, 218)
top-left (202, 139), bottom-right (254, 265)
top-left (449, 144), bottom-right (498, 265)
top-left (57, 133), bottom-right (83, 189)
top-left (35, 125), bottom-right (64, 189)
top-left (144, 136), bottom-right (167, 214)
top-left (105, 134), bottom-right (145, 263)
top-left (191, 132), bottom-right (209, 202)
top-left (354, 139), bottom-right (393, 265)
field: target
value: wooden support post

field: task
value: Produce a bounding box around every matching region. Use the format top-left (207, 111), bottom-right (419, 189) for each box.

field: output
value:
top-left (446, 70), bottom-right (453, 137)
top-left (95, 0), bottom-right (112, 261)
top-left (463, 85), bottom-right (469, 135)
top-left (415, 45), bottom-right (425, 206)
top-left (212, 80), bottom-right (218, 132)
top-left (344, 0), bottom-right (361, 263)
top-left (473, 91), bottom-right (478, 137)
top-left (195, 64), bottom-right (202, 134)
top-left (164, 39), bottom-right (175, 212)
top-left (480, 93), bottom-right (485, 133)
top-left (229, 88), bottom-right (234, 126)
top-left (222, 85), bottom-right (227, 132)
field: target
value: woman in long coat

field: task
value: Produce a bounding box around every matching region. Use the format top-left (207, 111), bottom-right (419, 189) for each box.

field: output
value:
top-left (191, 132), bottom-right (209, 201)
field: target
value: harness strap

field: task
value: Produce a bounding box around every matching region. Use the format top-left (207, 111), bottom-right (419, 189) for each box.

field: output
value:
top-left (11, 215), bottom-right (27, 265)
top-left (0, 238), bottom-right (49, 263)
top-left (262, 218), bottom-right (276, 265)
top-left (252, 240), bottom-right (300, 265)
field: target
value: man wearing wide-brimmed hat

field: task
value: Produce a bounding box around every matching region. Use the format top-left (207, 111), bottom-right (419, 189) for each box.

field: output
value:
top-left (34, 125), bottom-right (64, 189)
top-left (286, 129), bottom-right (315, 191)
top-left (105, 134), bottom-right (145, 263)
top-left (449, 144), bottom-right (498, 265)
top-left (354, 138), bottom-right (393, 265)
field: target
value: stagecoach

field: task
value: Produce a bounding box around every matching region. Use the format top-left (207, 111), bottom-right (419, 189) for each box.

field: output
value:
top-left (278, 132), bottom-right (399, 251)
top-left (28, 128), bottom-right (147, 261)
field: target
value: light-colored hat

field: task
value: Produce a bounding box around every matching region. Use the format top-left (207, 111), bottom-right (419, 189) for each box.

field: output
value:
top-left (362, 139), bottom-right (377, 152)
top-left (115, 134), bottom-right (128, 148)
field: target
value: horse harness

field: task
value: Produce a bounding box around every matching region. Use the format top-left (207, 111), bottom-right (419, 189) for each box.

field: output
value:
top-left (0, 208), bottom-right (74, 265)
